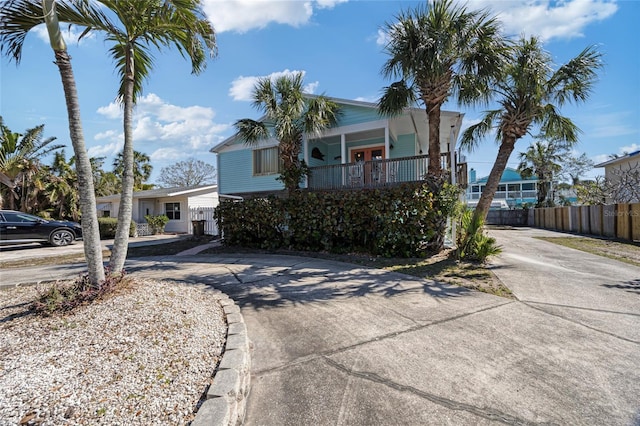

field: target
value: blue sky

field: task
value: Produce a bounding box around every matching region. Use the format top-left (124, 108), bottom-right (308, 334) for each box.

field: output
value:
top-left (1, 0), bottom-right (638, 184)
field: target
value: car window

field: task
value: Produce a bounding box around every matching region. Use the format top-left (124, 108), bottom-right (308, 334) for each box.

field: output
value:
top-left (2, 212), bottom-right (40, 223)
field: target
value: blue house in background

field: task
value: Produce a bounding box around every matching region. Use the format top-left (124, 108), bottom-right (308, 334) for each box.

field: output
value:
top-left (466, 167), bottom-right (539, 209)
top-left (211, 96), bottom-right (466, 198)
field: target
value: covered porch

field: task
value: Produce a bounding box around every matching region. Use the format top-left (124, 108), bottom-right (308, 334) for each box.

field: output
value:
top-left (307, 153), bottom-right (468, 191)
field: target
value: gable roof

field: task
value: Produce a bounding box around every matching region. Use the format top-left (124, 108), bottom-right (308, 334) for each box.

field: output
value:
top-left (210, 95), bottom-right (464, 154)
top-left (594, 149), bottom-right (640, 168)
top-left (473, 167), bottom-right (538, 184)
top-left (96, 185), bottom-right (218, 203)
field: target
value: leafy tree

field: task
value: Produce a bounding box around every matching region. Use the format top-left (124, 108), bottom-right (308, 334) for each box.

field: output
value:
top-left (0, 117), bottom-right (64, 210)
top-left (113, 150), bottom-right (152, 191)
top-left (158, 158), bottom-right (216, 187)
top-left (90, 157), bottom-right (121, 196)
top-left (517, 140), bottom-right (563, 206)
top-left (378, 0), bottom-right (506, 177)
top-left (53, 0), bottom-right (217, 273)
top-left (575, 177), bottom-right (606, 205)
top-left (461, 36), bottom-right (603, 222)
top-left (235, 72), bottom-right (340, 194)
top-left (560, 152), bottom-right (594, 185)
top-left (1, 0), bottom-right (107, 285)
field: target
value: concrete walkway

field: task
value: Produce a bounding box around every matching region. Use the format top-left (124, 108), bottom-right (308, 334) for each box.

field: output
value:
top-left (1, 228), bottom-right (639, 424)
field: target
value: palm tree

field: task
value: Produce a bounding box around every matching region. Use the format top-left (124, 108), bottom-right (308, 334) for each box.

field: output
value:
top-left (378, 0), bottom-right (506, 177)
top-left (0, 117), bottom-right (64, 210)
top-left (235, 72), bottom-right (340, 194)
top-left (113, 150), bottom-right (153, 191)
top-left (517, 140), bottom-right (563, 207)
top-left (461, 36), bottom-right (603, 222)
top-left (49, 0), bottom-right (216, 272)
top-left (1, 0), bottom-right (106, 285)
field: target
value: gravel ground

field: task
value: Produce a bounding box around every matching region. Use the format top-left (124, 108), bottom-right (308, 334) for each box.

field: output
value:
top-left (0, 279), bottom-right (227, 426)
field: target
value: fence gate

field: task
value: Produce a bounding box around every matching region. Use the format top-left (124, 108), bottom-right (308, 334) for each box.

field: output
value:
top-left (189, 207), bottom-right (219, 236)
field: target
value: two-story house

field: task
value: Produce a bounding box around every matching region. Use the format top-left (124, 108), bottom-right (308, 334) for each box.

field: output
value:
top-left (211, 96), bottom-right (466, 198)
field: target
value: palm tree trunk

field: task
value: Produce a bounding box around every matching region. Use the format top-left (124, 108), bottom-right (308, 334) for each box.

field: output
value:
top-left (43, 0), bottom-right (105, 285)
top-left (109, 45), bottom-right (136, 273)
top-left (473, 136), bottom-right (517, 222)
top-left (53, 50), bottom-right (106, 285)
top-left (426, 103), bottom-right (442, 177)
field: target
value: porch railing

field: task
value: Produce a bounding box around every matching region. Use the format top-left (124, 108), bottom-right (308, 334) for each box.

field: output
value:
top-left (307, 154), bottom-right (466, 191)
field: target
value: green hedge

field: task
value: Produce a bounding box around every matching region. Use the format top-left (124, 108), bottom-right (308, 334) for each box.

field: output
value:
top-left (216, 182), bottom-right (460, 257)
top-left (98, 218), bottom-right (137, 239)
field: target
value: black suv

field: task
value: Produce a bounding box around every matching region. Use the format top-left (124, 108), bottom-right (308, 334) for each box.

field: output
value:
top-left (0, 210), bottom-right (83, 247)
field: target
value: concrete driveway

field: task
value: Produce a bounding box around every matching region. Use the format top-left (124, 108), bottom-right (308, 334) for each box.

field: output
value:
top-left (1, 228), bottom-right (639, 425)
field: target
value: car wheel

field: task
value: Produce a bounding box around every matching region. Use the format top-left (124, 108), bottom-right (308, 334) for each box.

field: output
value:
top-left (50, 229), bottom-right (75, 247)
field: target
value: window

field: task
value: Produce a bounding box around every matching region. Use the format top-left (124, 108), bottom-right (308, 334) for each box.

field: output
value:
top-left (508, 184), bottom-right (520, 192)
top-left (471, 185), bottom-right (480, 193)
top-left (522, 182), bottom-right (535, 190)
top-left (253, 146), bottom-right (281, 175)
top-left (497, 184), bottom-right (506, 192)
top-left (165, 202), bottom-right (181, 220)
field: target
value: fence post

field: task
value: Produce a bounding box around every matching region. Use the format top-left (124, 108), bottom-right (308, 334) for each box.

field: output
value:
top-left (632, 203), bottom-right (640, 242)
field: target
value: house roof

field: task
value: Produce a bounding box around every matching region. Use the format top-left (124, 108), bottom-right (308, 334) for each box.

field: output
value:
top-left (472, 168), bottom-right (538, 184)
top-left (95, 185), bottom-right (218, 202)
top-left (210, 95), bottom-right (464, 154)
top-left (594, 149), bottom-right (640, 168)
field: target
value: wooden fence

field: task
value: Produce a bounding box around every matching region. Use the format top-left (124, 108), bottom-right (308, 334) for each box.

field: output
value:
top-left (532, 203), bottom-right (640, 242)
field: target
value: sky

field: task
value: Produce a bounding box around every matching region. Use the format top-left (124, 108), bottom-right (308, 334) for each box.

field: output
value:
top-left (1, 0), bottom-right (638, 185)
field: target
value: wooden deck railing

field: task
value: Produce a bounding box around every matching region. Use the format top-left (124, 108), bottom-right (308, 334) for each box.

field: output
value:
top-left (307, 154), bottom-right (467, 191)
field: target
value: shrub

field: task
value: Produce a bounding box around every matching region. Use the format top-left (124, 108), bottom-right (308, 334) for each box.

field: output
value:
top-left (455, 210), bottom-right (502, 263)
top-left (145, 214), bottom-right (170, 235)
top-left (216, 181), bottom-right (461, 257)
top-left (98, 218), bottom-right (137, 239)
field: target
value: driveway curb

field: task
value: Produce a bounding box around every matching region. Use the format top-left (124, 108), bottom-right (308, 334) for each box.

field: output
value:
top-left (193, 294), bottom-right (252, 426)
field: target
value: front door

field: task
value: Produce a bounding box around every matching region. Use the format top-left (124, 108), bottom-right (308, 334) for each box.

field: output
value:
top-left (140, 200), bottom-right (155, 220)
top-left (351, 146), bottom-right (385, 184)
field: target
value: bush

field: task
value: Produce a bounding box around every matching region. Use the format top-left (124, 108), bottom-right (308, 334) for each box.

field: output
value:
top-left (455, 210), bottom-right (502, 263)
top-left (98, 218), bottom-right (137, 239)
top-left (145, 214), bottom-right (169, 235)
top-left (215, 181), bottom-right (461, 257)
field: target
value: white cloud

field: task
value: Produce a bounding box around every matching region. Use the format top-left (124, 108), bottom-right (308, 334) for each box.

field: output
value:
top-left (620, 143), bottom-right (640, 154)
top-left (202, 0), bottom-right (346, 33)
top-left (470, 0), bottom-right (617, 41)
top-left (376, 1), bottom-right (617, 44)
top-left (229, 69), bottom-right (313, 101)
top-left (32, 23), bottom-right (96, 45)
top-left (92, 93), bottom-right (230, 169)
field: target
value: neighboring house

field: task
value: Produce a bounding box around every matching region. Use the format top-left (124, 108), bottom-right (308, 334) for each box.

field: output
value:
top-left (96, 185), bottom-right (219, 235)
top-left (594, 149), bottom-right (640, 203)
top-left (466, 168), bottom-right (539, 209)
top-left (210, 96), bottom-right (466, 198)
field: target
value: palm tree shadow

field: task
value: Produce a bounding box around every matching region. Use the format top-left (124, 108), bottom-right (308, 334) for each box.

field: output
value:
top-left (602, 279), bottom-right (640, 294)
top-left (172, 254), bottom-right (475, 310)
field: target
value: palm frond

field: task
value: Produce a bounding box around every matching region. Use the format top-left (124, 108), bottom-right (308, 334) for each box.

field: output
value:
top-left (234, 119), bottom-right (270, 146)
top-left (378, 80), bottom-right (416, 117)
top-left (460, 109), bottom-right (501, 151)
top-left (548, 45), bottom-right (603, 106)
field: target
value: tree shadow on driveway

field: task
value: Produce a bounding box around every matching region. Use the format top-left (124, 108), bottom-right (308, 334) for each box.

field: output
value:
top-left (602, 279), bottom-right (640, 295)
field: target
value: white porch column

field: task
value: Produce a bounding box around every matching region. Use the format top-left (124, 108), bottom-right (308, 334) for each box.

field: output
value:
top-left (303, 135), bottom-right (309, 164)
top-left (341, 134), bottom-right (346, 164)
top-left (384, 126), bottom-right (390, 159)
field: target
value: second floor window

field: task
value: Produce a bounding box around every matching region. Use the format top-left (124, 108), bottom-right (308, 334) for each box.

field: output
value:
top-left (253, 146), bottom-right (281, 176)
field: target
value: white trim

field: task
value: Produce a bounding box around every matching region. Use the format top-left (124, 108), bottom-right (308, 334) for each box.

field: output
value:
top-left (341, 134), bottom-right (346, 164)
top-left (318, 119), bottom-right (389, 139)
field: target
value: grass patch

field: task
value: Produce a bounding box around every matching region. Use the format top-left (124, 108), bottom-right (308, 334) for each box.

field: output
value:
top-left (535, 236), bottom-right (640, 268)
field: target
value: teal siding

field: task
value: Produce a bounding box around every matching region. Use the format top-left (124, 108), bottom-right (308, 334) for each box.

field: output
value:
top-left (218, 149), bottom-right (283, 194)
top-left (391, 134), bottom-right (415, 159)
top-left (333, 104), bottom-right (382, 128)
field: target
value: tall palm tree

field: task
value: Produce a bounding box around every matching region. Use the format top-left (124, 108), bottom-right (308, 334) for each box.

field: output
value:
top-left (113, 150), bottom-right (153, 191)
top-left (517, 140), bottom-right (564, 207)
top-left (1, 0), bottom-right (106, 285)
top-left (378, 0), bottom-right (505, 177)
top-left (0, 118), bottom-right (64, 210)
top-left (235, 72), bottom-right (340, 194)
top-left (50, 0), bottom-right (217, 272)
top-left (461, 36), bottom-right (603, 222)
